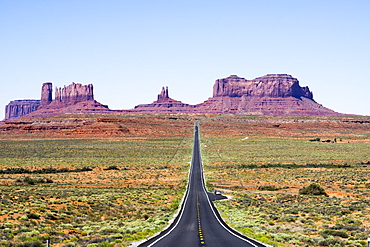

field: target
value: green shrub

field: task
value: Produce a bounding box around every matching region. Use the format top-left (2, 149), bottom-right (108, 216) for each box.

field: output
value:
top-left (0, 241), bottom-right (12, 247)
top-left (15, 241), bottom-right (43, 247)
top-left (257, 185), bottom-right (280, 191)
top-left (108, 233), bottom-right (123, 239)
top-left (299, 183), bottom-right (328, 196)
top-left (17, 176), bottom-right (53, 185)
top-left (320, 229), bottom-right (349, 238)
top-left (24, 177), bottom-right (36, 185)
top-left (104, 165), bottom-right (119, 170)
top-left (27, 213), bottom-right (40, 220)
top-left (318, 237), bottom-right (343, 246)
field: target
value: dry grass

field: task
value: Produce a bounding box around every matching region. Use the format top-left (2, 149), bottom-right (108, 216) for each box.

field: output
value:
top-left (1, 113), bottom-right (370, 246)
top-left (0, 114), bottom-right (197, 246)
top-left (201, 115), bottom-right (370, 246)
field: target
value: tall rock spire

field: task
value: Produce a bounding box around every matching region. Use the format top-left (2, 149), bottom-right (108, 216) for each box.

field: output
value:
top-left (41, 82), bottom-right (53, 105)
top-left (157, 86), bottom-right (169, 102)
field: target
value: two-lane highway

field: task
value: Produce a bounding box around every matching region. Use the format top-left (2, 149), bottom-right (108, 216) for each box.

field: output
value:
top-left (139, 122), bottom-right (266, 247)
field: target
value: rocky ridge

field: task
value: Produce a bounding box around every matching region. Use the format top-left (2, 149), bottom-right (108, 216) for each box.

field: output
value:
top-left (33, 82), bottom-right (109, 117)
top-left (4, 82), bottom-right (109, 121)
top-left (3, 74), bottom-right (340, 121)
top-left (128, 74), bottom-right (338, 115)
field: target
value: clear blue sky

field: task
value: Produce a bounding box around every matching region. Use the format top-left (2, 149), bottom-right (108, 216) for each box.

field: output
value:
top-left (1, 0), bottom-right (369, 118)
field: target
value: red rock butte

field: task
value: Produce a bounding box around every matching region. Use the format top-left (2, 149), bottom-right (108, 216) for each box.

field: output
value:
top-left (130, 74), bottom-right (338, 115)
top-left (3, 74), bottom-right (340, 121)
top-left (4, 82), bottom-right (110, 121)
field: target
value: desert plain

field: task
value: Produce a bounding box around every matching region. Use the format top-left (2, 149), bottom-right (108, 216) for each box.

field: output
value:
top-left (0, 113), bottom-right (370, 247)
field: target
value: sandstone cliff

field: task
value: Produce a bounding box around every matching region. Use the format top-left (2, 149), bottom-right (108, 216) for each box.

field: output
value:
top-left (3, 73), bottom-right (341, 121)
top-left (195, 95), bottom-right (336, 115)
top-left (41, 83), bottom-right (53, 105)
top-left (129, 74), bottom-right (338, 115)
top-left (213, 74), bottom-right (313, 99)
top-left (40, 82), bottom-right (95, 107)
top-left (54, 82), bottom-right (94, 104)
top-left (4, 100), bottom-right (41, 121)
top-left (4, 82), bottom-right (107, 121)
top-left (28, 82), bottom-right (108, 118)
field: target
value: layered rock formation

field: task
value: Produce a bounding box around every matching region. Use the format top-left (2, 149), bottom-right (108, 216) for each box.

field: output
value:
top-left (54, 83), bottom-right (94, 104)
top-left (195, 95), bottom-right (336, 115)
top-left (213, 74), bottom-right (313, 99)
top-left (0, 116), bottom-right (193, 137)
top-left (41, 83), bottom-right (53, 105)
top-left (40, 82), bottom-right (94, 106)
top-left (3, 73), bottom-right (341, 121)
top-left (27, 82), bottom-right (108, 118)
top-left (192, 74), bottom-right (337, 115)
top-left (157, 86), bottom-right (169, 102)
top-left (129, 74), bottom-right (338, 115)
top-left (4, 100), bottom-right (41, 121)
top-left (131, 86), bottom-right (195, 114)
top-left (4, 82), bottom-right (108, 121)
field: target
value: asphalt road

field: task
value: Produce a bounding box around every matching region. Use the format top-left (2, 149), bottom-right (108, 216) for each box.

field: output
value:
top-left (139, 122), bottom-right (266, 247)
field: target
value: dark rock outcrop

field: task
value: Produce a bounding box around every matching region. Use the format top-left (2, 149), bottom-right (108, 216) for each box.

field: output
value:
top-left (4, 100), bottom-right (41, 121)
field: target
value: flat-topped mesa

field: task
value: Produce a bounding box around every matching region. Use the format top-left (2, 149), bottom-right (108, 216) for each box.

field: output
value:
top-left (157, 86), bottom-right (169, 102)
top-left (213, 74), bottom-right (313, 100)
top-left (4, 100), bottom-right (41, 121)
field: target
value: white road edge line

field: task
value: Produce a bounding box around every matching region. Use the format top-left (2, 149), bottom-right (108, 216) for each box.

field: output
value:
top-left (146, 126), bottom-right (197, 247)
top-left (197, 125), bottom-right (271, 247)
top-left (199, 163), bottom-right (260, 247)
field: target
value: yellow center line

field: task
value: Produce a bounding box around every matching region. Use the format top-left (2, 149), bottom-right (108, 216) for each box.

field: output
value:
top-left (196, 181), bottom-right (205, 246)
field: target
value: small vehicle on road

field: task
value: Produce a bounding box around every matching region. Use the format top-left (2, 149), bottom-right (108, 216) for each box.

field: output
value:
top-left (214, 190), bottom-right (222, 195)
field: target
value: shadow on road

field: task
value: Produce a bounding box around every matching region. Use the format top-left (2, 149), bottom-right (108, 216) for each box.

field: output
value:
top-left (207, 192), bottom-right (228, 201)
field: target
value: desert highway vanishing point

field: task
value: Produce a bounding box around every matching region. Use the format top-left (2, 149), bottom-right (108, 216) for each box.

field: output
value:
top-left (139, 122), bottom-right (266, 247)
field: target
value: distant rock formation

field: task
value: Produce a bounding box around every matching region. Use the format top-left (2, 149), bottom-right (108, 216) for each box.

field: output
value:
top-left (213, 74), bottom-right (313, 99)
top-left (41, 82), bottom-right (95, 107)
top-left (194, 94), bottom-right (336, 115)
top-left (4, 82), bottom-right (108, 121)
top-left (3, 73), bottom-right (341, 121)
top-left (41, 83), bottom-right (53, 105)
top-left (53, 83), bottom-right (94, 104)
top-left (5, 100), bottom-right (41, 121)
top-left (132, 87), bottom-right (195, 114)
top-left (27, 82), bottom-right (108, 118)
top-left (157, 86), bottom-right (169, 102)
top-left (129, 74), bottom-right (339, 115)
